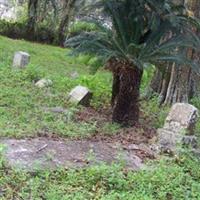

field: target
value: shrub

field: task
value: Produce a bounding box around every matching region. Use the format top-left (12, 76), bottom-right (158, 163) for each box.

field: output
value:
top-left (67, 21), bottom-right (98, 38)
top-left (0, 20), bottom-right (57, 45)
top-left (0, 20), bottom-right (27, 39)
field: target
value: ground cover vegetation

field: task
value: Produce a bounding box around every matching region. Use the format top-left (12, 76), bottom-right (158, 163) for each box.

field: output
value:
top-left (1, 33), bottom-right (200, 200)
top-left (0, 0), bottom-right (200, 199)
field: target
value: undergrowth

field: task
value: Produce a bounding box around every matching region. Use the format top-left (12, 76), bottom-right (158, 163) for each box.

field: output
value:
top-left (0, 36), bottom-right (166, 138)
top-left (1, 36), bottom-right (200, 200)
top-left (0, 152), bottom-right (200, 200)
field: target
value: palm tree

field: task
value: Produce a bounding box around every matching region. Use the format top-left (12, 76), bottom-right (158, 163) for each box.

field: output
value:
top-left (65, 0), bottom-right (200, 126)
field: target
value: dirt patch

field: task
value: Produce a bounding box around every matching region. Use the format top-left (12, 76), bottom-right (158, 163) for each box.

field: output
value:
top-left (0, 138), bottom-right (155, 171)
top-left (75, 107), bottom-right (156, 147)
top-left (75, 107), bottom-right (111, 125)
top-left (37, 107), bottom-right (156, 145)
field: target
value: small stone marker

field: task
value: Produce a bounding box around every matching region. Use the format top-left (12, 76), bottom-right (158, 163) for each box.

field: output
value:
top-left (70, 71), bottom-right (79, 79)
top-left (35, 79), bottom-right (53, 88)
top-left (42, 106), bottom-right (68, 114)
top-left (13, 51), bottom-right (30, 69)
top-left (157, 103), bottom-right (198, 154)
top-left (68, 86), bottom-right (92, 106)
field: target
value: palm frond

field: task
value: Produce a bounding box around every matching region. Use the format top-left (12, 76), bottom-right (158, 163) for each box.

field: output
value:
top-left (65, 0), bottom-right (200, 70)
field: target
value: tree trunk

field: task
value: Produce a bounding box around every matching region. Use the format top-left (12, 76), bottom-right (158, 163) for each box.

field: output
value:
top-left (148, 0), bottom-right (200, 105)
top-left (164, 65), bottom-right (192, 104)
top-left (58, 0), bottom-right (76, 46)
top-left (112, 65), bottom-right (143, 125)
top-left (111, 73), bottom-right (120, 107)
top-left (27, 0), bottom-right (39, 37)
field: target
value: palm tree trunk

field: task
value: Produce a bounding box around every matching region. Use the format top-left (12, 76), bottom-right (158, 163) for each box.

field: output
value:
top-left (112, 66), bottom-right (143, 125)
top-left (111, 73), bottom-right (120, 107)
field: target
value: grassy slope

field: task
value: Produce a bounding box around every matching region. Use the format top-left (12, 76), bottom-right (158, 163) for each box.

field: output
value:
top-left (0, 36), bottom-right (112, 138)
top-left (0, 36), bottom-right (200, 200)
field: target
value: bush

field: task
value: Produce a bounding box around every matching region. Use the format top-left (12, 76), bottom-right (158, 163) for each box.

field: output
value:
top-left (0, 20), bottom-right (99, 46)
top-left (141, 96), bottom-right (169, 128)
top-left (68, 21), bottom-right (98, 38)
top-left (0, 20), bottom-right (57, 45)
top-left (22, 65), bottom-right (45, 82)
top-left (0, 20), bottom-right (27, 39)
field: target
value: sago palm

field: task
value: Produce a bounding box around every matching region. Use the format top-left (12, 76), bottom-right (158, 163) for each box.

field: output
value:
top-left (65, 0), bottom-right (200, 126)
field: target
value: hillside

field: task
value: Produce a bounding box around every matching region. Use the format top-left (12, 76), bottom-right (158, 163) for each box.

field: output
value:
top-left (0, 36), bottom-right (113, 138)
top-left (0, 36), bottom-right (200, 200)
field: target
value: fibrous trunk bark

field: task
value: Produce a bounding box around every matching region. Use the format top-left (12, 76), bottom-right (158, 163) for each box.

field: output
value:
top-left (111, 64), bottom-right (143, 125)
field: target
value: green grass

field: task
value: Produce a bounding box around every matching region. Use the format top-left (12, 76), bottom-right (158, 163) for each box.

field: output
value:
top-left (0, 151), bottom-right (200, 200)
top-left (0, 36), bottom-right (112, 138)
top-left (0, 36), bottom-right (167, 138)
top-left (1, 36), bottom-right (200, 200)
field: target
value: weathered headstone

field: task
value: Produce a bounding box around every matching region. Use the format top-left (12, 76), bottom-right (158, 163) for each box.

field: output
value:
top-left (157, 103), bottom-right (198, 154)
top-left (68, 86), bottom-right (92, 106)
top-left (13, 51), bottom-right (30, 69)
top-left (164, 103), bottom-right (198, 133)
top-left (35, 79), bottom-right (53, 88)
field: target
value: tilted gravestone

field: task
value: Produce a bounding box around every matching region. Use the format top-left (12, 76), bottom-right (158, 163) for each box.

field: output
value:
top-left (13, 51), bottom-right (30, 69)
top-left (157, 103), bottom-right (198, 154)
top-left (68, 86), bottom-right (92, 106)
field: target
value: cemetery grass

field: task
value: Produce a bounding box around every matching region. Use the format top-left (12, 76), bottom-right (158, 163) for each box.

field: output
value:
top-left (1, 36), bottom-right (200, 199)
top-left (0, 36), bottom-right (114, 138)
top-left (0, 35), bottom-right (165, 139)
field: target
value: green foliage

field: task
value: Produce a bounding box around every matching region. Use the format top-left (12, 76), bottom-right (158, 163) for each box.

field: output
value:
top-left (1, 31), bottom-right (200, 200)
top-left (21, 64), bottom-right (45, 82)
top-left (88, 57), bottom-right (103, 74)
top-left (140, 66), bottom-right (155, 93)
top-left (0, 20), bottom-right (27, 38)
top-left (0, 154), bottom-right (200, 199)
top-left (141, 96), bottom-right (169, 128)
top-left (68, 21), bottom-right (98, 36)
top-left (0, 19), bottom-right (58, 44)
top-left (66, 0), bottom-right (200, 71)
top-left (0, 36), bottom-right (111, 138)
top-left (76, 54), bottom-right (93, 65)
top-left (76, 72), bottom-right (112, 107)
top-left (73, 55), bottom-right (103, 74)
top-left (101, 122), bottom-right (121, 135)
top-left (191, 97), bottom-right (200, 110)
